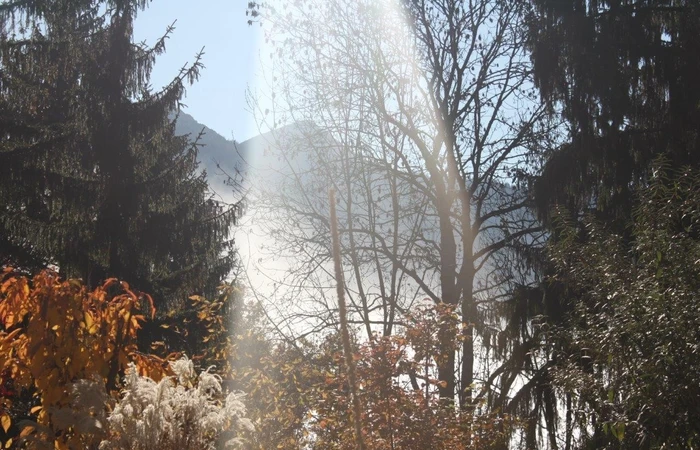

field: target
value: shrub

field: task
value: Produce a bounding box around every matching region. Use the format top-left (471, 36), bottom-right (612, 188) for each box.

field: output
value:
top-left (100, 357), bottom-right (253, 450)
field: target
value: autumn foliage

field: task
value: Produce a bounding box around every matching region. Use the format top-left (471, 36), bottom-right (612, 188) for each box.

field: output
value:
top-left (308, 306), bottom-right (512, 450)
top-left (0, 269), bottom-right (170, 449)
top-left (231, 303), bottom-right (512, 449)
top-left (0, 269), bottom-right (512, 449)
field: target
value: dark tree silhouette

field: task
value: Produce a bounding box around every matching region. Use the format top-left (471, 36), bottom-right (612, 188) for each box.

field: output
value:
top-left (0, 0), bottom-right (238, 308)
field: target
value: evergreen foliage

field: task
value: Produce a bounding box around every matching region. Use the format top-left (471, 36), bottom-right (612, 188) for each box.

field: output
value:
top-left (492, 3), bottom-right (700, 446)
top-left (547, 164), bottom-right (700, 448)
top-left (0, 0), bottom-right (237, 308)
top-left (523, 0), bottom-right (700, 221)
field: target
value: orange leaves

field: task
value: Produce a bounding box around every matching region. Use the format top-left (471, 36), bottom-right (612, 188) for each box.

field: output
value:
top-left (130, 352), bottom-right (171, 382)
top-left (0, 270), bottom-right (30, 329)
top-left (0, 413), bottom-right (10, 433)
top-left (404, 303), bottom-right (461, 366)
top-left (0, 270), bottom-right (168, 449)
top-left (301, 305), bottom-right (514, 450)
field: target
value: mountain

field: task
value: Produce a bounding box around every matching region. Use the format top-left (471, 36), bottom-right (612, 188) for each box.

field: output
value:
top-left (174, 112), bottom-right (320, 200)
top-left (175, 115), bottom-right (537, 329)
top-left (174, 112), bottom-right (246, 197)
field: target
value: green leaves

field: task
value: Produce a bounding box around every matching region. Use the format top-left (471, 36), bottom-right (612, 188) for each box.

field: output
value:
top-left (548, 165), bottom-right (700, 448)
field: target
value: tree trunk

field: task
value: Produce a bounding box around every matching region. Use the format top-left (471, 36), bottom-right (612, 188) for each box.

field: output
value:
top-left (460, 273), bottom-right (476, 408)
top-left (436, 194), bottom-right (458, 401)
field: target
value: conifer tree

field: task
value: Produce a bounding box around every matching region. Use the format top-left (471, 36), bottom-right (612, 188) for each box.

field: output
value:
top-left (493, 3), bottom-right (700, 446)
top-left (523, 0), bottom-right (700, 221)
top-left (0, 0), bottom-right (237, 308)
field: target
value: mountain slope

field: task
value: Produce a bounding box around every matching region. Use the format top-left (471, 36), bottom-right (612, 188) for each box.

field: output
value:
top-left (174, 112), bottom-right (246, 191)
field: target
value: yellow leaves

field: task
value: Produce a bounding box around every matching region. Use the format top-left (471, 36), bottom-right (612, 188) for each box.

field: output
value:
top-left (130, 314), bottom-right (143, 330)
top-left (189, 294), bottom-right (204, 303)
top-left (4, 438), bottom-right (11, 449)
top-left (20, 424), bottom-right (35, 437)
top-left (130, 353), bottom-right (171, 382)
top-left (0, 273), bottom-right (32, 329)
top-left (143, 293), bottom-right (156, 319)
top-left (29, 349), bottom-right (49, 381)
top-left (83, 311), bottom-right (94, 331)
top-left (0, 270), bottom-right (164, 443)
top-left (35, 368), bottom-right (62, 401)
top-left (1, 328), bottom-right (22, 344)
top-left (1, 413), bottom-right (11, 433)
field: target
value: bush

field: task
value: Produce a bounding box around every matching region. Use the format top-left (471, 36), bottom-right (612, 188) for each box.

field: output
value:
top-left (100, 357), bottom-right (253, 450)
top-left (0, 270), bottom-right (252, 449)
top-left (549, 165), bottom-right (700, 448)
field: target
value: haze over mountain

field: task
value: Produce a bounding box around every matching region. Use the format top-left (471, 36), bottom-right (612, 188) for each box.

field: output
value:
top-left (173, 112), bottom-right (323, 299)
top-left (175, 113), bottom-right (537, 342)
top-left (174, 112), bottom-right (317, 199)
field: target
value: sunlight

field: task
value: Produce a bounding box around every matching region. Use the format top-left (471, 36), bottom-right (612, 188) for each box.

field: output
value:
top-left (235, 0), bottom-right (458, 339)
top-left (2, 0), bottom-right (692, 447)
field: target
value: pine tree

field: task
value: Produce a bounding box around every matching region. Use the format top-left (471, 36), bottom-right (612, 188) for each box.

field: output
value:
top-left (494, 3), bottom-right (700, 446)
top-left (0, 0), bottom-right (238, 308)
top-left (523, 0), bottom-right (700, 222)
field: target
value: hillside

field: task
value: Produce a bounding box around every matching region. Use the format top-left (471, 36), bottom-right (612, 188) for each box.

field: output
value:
top-left (174, 112), bottom-right (246, 197)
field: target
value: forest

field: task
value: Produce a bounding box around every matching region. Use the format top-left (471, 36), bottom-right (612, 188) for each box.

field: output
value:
top-left (0, 0), bottom-right (698, 449)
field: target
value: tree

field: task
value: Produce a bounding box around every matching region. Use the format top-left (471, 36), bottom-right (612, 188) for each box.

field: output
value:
top-left (0, 269), bottom-right (170, 449)
top-left (249, 0), bottom-right (549, 411)
top-left (545, 164), bottom-right (700, 449)
top-left (229, 300), bottom-right (513, 449)
top-left (0, 269), bottom-right (253, 450)
top-left (309, 306), bottom-right (514, 450)
top-left (0, 0), bottom-right (238, 308)
top-left (522, 0), bottom-right (700, 222)
top-left (495, 2), bottom-right (700, 446)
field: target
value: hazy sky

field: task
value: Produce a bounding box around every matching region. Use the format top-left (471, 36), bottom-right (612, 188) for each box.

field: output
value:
top-left (133, 0), bottom-right (264, 142)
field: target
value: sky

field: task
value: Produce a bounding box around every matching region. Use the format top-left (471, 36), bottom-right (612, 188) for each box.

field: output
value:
top-left (133, 0), bottom-right (264, 142)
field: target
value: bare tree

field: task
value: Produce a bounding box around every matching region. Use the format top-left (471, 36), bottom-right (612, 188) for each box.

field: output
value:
top-left (247, 0), bottom-right (550, 410)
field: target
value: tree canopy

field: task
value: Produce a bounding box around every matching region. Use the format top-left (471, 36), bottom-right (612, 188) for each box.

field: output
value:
top-left (0, 0), bottom-right (237, 308)
top-left (524, 0), bottom-right (700, 221)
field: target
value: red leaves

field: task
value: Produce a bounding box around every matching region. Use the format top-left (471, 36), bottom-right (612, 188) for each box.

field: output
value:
top-left (304, 305), bottom-right (512, 450)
